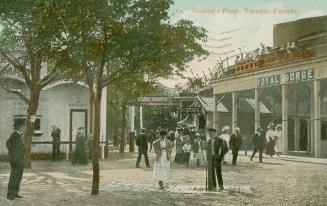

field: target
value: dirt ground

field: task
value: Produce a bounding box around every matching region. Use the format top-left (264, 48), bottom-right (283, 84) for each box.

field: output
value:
top-left (0, 150), bottom-right (327, 206)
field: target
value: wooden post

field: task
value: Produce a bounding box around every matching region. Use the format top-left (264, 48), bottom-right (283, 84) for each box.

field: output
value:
top-left (255, 88), bottom-right (260, 130)
top-left (294, 87), bottom-right (300, 152)
top-left (113, 127), bottom-right (118, 146)
top-left (213, 94), bottom-right (218, 130)
top-left (140, 106), bottom-right (143, 130)
top-left (105, 136), bottom-right (109, 158)
top-left (207, 139), bottom-right (213, 190)
top-left (313, 80), bottom-right (321, 158)
top-left (232, 92), bottom-right (238, 131)
top-left (129, 106), bottom-right (135, 152)
top-left (282, 84), bottom-right (288, 154)
top-left (310, 83), bottom-right (314, 155)
top-left (129, 132), bottom-right (135, 152)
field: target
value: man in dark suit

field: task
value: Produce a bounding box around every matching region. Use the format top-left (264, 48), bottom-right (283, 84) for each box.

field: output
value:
top-left (229, 127), bottom-right (242, 165)
top-left (51, 125), bottom-right (61, 161)
top-left (207, 128), bottom-right (225, 191)
top-left (6, 121), bottom-right (25, 200)
top-left (136, 128), bottom-right (150, 168)
top-left (250, 127), bottom-right (266, 163)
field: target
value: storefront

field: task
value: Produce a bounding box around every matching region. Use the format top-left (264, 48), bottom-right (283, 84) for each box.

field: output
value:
top-left (209, 15), bottom-right (327, 158)
top-left (211, 47), bottom-right (327, 158)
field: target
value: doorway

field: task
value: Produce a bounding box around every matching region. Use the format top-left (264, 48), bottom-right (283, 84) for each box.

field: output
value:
top-left (69, 109), bottom-right (88, 151)
top-left (299, 119), bottom-right (308, 151)
top-left (288, 118), bottom-right (295, 151)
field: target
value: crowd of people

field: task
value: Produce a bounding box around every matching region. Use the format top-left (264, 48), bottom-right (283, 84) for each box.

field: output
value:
top-left (135, 121), bottom-right (284, 191)
top-left (135, 125), bottom-right (233, 190)
top-left (5, 119), bottom-right (284, 200)
top-left (250, 122), bottom-right (283, 162)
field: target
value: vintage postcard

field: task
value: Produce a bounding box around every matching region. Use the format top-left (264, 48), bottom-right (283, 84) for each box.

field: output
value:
top-left (0, 0), bottom-right (326, 205)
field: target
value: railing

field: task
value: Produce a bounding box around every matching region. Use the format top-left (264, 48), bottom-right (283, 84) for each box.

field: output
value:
top-left (0, 140), bottom-right (109, 160)
top-left (212, 44), bottom-right (327, 80)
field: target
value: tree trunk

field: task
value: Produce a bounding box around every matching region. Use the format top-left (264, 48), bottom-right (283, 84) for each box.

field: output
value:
top-left (113, 127), bottom-right (119, 146)
top-left (24, 89), bottom-right (40, 169)
top-left (91, 97), bottom-right (101, 195)
top-left (119, 104), bottom-right (126, 153)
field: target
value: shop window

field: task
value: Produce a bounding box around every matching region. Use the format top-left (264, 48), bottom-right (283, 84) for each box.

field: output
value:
top-left (13, 115), bottom-right (42, 134)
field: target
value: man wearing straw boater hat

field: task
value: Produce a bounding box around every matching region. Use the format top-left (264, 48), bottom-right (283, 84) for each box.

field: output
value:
top-left (6, 121), bottom-right (25, 200)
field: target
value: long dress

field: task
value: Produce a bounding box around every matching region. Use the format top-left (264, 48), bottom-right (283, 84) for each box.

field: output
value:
top-left (274, 130), bottom-right (283, 154)
top-left (153, 140), bottom-right (170, 182)
top-left (174, 136), bottom-right (183, 163)
top-left (265, 129), bottom-right (276, 156)
top-left (73, 133), bottom-right (88, 165)
top-left (200, 139), bottom-right (207, 165)
top-left (220, 134), bottom-right (230, 162)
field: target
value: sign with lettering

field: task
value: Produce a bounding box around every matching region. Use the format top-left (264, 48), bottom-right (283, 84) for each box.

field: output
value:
top-left (284, 69), bottom-right (314, 83)
top-left (139, 96), bottom-right (174, 105)
top-left (258, 75), bottom-right (281, 87)
top-left (176, 107), bottom-right (200, 114)
top-left (258, 69), bottom-right (314, 87)
top-left (69, 103), bottom-right (88, 108)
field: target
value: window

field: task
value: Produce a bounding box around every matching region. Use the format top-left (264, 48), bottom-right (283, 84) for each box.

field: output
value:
top-left (13, 115), bottom-right (42, 132)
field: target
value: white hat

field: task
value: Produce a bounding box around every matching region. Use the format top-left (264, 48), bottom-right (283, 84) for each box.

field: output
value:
top-left (222, 126), bottom-right (230, 132)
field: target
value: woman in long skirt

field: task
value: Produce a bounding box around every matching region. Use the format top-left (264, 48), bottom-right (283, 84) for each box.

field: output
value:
top-left (174, 128), bottom-right (183, 164)
top-left (265, 122), bottom-right (276, 157)
top-left (274, 124), bottom-right (283, 156)
top-left (153, 130), bottom-right (173, 190)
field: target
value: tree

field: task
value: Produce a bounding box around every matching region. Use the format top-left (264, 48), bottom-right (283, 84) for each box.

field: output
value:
top-left (0, 1), bottom-right (67, 168)
top-left (58, 0), bottom-right (208, 195)
top-left (108, 73), bottom-right (155, 153)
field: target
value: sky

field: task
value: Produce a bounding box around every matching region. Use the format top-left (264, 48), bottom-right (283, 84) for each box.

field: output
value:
top-left (159, 0), bottom-right (327, 88)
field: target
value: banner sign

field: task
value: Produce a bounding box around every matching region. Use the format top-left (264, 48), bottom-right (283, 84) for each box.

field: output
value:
top-left (139, 96), bottom-right (174, 105)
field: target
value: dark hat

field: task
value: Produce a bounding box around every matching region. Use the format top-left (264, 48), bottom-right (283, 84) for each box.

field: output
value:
top-left (141, 128), bottom-right (147, 132)
top-left (78, 127), bottom-right (85, 130)
top-left (207, 128), bottom-right (216, 132)
top-left (160, 129), bottom-right (167, 136)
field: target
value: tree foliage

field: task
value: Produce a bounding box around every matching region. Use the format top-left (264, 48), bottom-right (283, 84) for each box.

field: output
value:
top-left (0, 0), bottom-right (69, 168)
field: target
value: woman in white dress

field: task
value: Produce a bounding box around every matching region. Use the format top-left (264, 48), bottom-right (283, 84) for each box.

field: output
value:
top-left (274, 124), bottom-right (283, 156)
top-left (220, 126), bottom-right (231, 165)
top-left (265, 122), bottom-right (276, 157)
top-left (153, 130), bottom-right (173, 190)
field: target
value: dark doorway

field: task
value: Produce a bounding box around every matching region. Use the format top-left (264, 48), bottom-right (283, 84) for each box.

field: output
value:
top-left (299, 119), bottom-right (308, 151)
top-left (288, 118), bottom-right (295, 151)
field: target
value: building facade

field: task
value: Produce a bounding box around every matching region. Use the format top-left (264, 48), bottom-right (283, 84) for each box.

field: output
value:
top-left (0, 78), bottom-right (107, 157)
top-left (210, 16), bottom-right (327, 158)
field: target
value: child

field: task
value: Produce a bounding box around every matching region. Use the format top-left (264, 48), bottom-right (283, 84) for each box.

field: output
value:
top-left (182, 139), bottom-right (192, 167)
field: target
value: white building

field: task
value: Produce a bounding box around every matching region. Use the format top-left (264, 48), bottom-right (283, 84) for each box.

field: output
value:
top-left (0, 67), bottom-right (107, 157)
